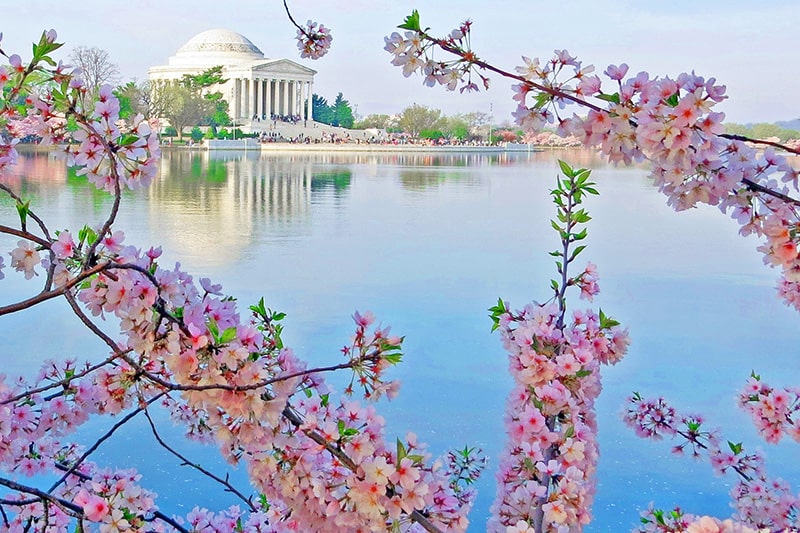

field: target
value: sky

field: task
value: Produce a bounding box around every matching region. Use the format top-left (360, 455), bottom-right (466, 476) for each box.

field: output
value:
top-left (1, 0), bottom-right (797, 125)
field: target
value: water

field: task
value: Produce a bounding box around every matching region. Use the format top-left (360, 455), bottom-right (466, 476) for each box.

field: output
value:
top-left (1, 148), bottom-right (797, 531)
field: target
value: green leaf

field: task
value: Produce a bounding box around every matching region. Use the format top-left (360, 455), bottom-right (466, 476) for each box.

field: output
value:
top-left (219, 326), bottom-right (237, 345)
top-left (398, 10), bottom-right (421, 31)
top-left (728, 441), bottom-right (743, 455)
top-left (665, 92), bottom-right (680, 107)
top-left (533, 91), bottom-right (551, 109)
top-left (573, 210), bottom-right (592, 224)
top-left (206, 317), bottom-right (220, 340)
top-left (568, 245), bottom-right (587, 262)
top-left (575, 369), bottom-right (592, 378)
top-left (396, 438), bottom-right (407, 463)
top-left (16, 199), bottom-right (30, 228)
top-left (572, 228), bottom-right (588, 241)
top-left (488, 298), bottom-right (507, 332)
top-left (116, 133), bottom-right (139, 147)
top-left (599, 309), bottom-right (620, 329)
top-left (384, 353), bottom-right (403, 365)
top-left (259, 493), bottom-right (270, 511)
top-left (407, 453), bottom-right (424, 465)
top-left (558, 159), bottom-right (574, 178)
top-left (596, 92), bottom-right (621, 104)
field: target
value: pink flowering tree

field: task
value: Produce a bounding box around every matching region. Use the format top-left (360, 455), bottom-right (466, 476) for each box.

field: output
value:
top-left (384, 8), bottom-right (800, 532)
top-left (0, 28), bottom-right (483, 533)
top-left (486, 161), bottom-right (629, 532)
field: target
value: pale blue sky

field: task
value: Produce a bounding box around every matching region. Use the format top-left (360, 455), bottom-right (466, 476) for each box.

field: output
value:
top-left (2, 1), bottom-right (797, 124)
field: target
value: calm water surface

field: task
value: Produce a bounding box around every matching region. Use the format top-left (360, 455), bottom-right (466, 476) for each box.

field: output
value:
top-left (1, 149), bottom-right (797, 531)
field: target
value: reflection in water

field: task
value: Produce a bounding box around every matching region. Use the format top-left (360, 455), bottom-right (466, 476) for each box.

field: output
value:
top-left (151, 151), bottom-right (323, 267)
top-left (398, 168), bottom-right (480, 191)
top-left (311, 169), bottom-right (352, 195)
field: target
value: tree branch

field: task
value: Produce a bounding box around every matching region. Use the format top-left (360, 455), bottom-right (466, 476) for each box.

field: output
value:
top-left (48, 392), bottom-right (166, 493)
top-left (143, 409), bottom-right (257, 512)
top-left (0, 261), bottom-right (109, 316)
top-left (721, 133), bottom-right (800, 156)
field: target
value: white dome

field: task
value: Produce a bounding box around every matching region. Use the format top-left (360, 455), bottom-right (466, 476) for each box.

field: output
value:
top-left (168, 29), bottom-right (265, 68)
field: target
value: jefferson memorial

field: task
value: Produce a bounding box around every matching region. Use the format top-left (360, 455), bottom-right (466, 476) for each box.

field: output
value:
top-left (149, 29), bottom-right (316, 126)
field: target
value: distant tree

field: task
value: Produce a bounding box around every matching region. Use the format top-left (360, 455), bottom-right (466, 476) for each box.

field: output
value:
top-left (161, 84), bottom-right (212, 141)
top-left (463, 110), bottom-right (493, 139)
top-left (355, 113), bottom-right (393, 129)
top-left (114, 80), bottom-right (173, 122)
top-left (441, 115), bottom-right (470, 140)
top-left (312, 94), bottom-right (334, 125)
top-left (331, 92), bottom-right (354, 128)
top-left (724, 122), bottom-right (800, 143)
top-left (181, 65), bottom-right (226, 92)
top-left (419, 128), bottom-right (444, 140)
top-left (148, 66), bottom-right (230, 140)
top-left (69, 46), bottom-right (120, 95)
top-left (182, 66), bottom-right (230, 128)
top-left (493, 129), bottom-right (519, 142)
top-left (398, 103), bottom-right (443, 137)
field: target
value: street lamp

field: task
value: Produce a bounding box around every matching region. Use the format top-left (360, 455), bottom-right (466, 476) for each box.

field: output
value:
top-left (488, 102), bottom-right (493, 145)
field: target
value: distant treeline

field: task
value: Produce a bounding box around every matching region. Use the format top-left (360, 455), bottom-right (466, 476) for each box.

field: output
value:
top-left (724, 122), bottom-right (800, 142)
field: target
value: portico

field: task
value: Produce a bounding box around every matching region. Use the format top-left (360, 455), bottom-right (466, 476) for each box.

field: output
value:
top-left (227, 64), bottom-right (314, 121)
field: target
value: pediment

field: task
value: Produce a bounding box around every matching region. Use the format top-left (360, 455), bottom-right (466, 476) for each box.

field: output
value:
top-left (252, 59), bottom-right (316, 77)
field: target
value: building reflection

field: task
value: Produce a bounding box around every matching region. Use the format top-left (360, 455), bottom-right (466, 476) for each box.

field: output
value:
top-left (149, 151), bottom-right (336, 268)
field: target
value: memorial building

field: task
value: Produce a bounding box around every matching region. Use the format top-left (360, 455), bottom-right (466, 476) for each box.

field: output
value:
top-left (149, 29), bottom-right (316, 125)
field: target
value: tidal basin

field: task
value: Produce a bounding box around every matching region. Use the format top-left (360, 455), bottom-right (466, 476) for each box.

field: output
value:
top-left (1, 148), bottom-right (798, 531)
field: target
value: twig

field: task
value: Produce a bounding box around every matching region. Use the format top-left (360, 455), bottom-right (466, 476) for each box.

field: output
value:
top-left (1, 353), bottom-right (119, 405)
top-left (0, 261), bottom-right (109, 316)
top-left (282, 0), bottom-right (309, 38)
top-left (143, 409), bottom-right (256, 512)
top-left (721, 133), bottom-right (800, 156)
top-left (0, 477), bottom-right (82, 516)
top-left (0, 224), bottom-right (50, 247)
top-left (48, 392), bottom-right (166, 493)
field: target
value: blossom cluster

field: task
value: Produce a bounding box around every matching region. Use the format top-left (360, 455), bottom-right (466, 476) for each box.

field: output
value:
top-left (637, 509), bottom-right (759, 533)
top-left (295, 20), bottom-right (332, 60)
top-left (483, 163), bottom-right (630, 532)
top-left (384, 17), bottom-right (487, 94)
top-left (738, 374), bottom-right (800, 444)
top-left (624, 393), bottom-right (799, 531)
top-left (488, 295), bottom-right (629, 532)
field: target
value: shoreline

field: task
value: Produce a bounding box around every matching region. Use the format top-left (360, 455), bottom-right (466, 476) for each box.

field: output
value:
top-left (16, 142), bottom-right (544, 154)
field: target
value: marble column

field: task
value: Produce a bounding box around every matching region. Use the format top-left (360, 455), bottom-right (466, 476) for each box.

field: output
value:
top-left (282, 80), bottom-right (289, 117)
top-left (306, 80), bottom-right (313, 121)
top-left (265, 79), bottom-right (272, 118)
top-left (243, 78), bottom-right (250, 120)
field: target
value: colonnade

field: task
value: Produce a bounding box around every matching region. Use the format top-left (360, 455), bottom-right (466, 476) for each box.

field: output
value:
top-left (229, 78), bottom-right (313, 122)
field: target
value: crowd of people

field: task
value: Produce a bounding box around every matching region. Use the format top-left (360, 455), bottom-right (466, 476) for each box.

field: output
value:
top-left (251, 113), bottom-right (308, 129)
